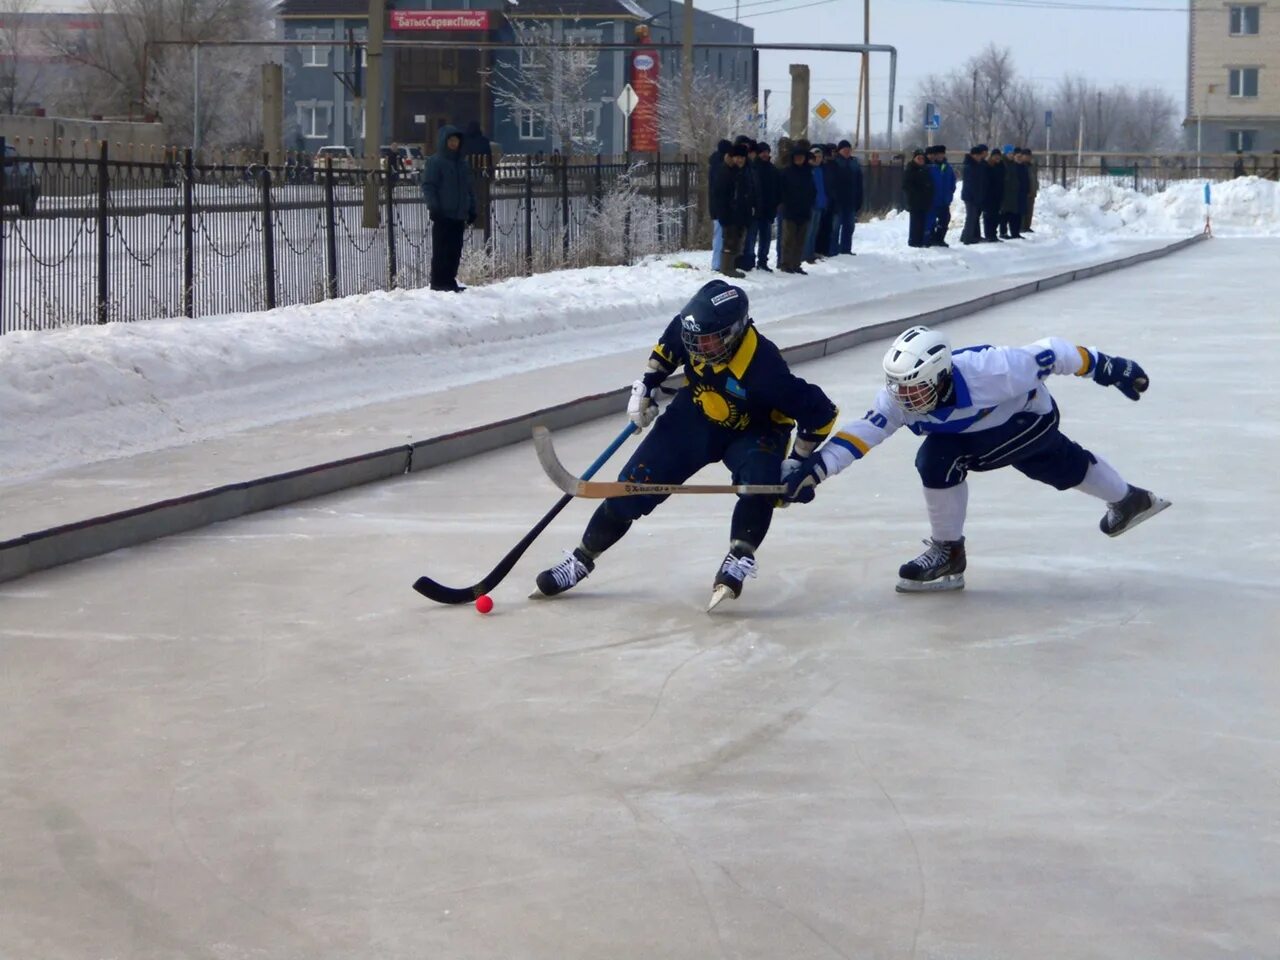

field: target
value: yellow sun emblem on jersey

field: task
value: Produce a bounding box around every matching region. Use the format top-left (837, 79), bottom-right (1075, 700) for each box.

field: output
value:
top-left (692, 384), bottom-right (748, 429)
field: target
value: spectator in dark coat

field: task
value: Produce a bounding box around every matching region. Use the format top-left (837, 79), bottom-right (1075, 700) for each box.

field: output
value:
top-left (960, 144), bottom-right (988, 244)
top-left (742, 142), bottom-right (781, 271)
top-left (830, 140), bottom-right (863, 255)
top-left (736, 141), bottom-right (762, 271)
top-left (902, 149), bottom-right (934, 248)
top-left (1022, 148), bottom-right (1039, 232)
top-left (779, 147), bottom-right (816, 273)
top-left (816, 144), bottom-right (839, 257)
top-left (924, 145), bottom-right (957, 247)
top-left (999, 148), bottom-right (1023, 239)
top-left (708, 138), bottom-right (732, 269)
top-left (421, 124), bottom-right (477, 292)
top-left (712, 144), bottom-right (754, 278)
top-left (460, 121), bottom-right (492, 168)
top-left (981, 149), bottom-right (1005, 241)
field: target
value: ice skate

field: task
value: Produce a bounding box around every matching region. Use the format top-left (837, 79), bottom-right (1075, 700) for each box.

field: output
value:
top-left (896, 538), bottom-right (966, 593)
top-left (1100, 486), bottom-right (1171, 538)
top-left (532, 548), bottom-right (594, 598)
top-left (707, 545), bottom-right (757, 612)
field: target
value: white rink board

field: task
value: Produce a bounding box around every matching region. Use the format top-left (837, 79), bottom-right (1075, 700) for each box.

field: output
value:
top-left (1, 239), bottom-right (1278, 960)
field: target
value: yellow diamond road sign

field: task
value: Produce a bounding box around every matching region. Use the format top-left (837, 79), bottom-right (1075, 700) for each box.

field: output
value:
top-left (813, 99), bottom-right (835, 121)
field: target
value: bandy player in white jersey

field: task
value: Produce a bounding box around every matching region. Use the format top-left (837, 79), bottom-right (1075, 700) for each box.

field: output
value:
top-left (782, 325), bottom-right (1171, 592)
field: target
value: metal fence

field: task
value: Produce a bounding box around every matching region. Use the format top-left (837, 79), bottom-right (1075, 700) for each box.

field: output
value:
top-left (0, 143), bottom-right (699, 334)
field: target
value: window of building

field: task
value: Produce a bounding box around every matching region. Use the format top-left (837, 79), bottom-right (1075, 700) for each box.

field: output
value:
top-left (297, 100), bottom-right (332, 139)
top-left (1229, 5), bottom-right (1260, 35)
top-left (298, 28), bottom-right (332, 68)
top-left (519, 108), bottom-right (545, 140)
top-left (1228, 129), bottom-right (1257, 151)
top-left (568, 105), bottom-right (598, 141)
top-left (519, 45), bottom-right (539, 68)
top-left (1229, 67), bottom-right (1260, 97)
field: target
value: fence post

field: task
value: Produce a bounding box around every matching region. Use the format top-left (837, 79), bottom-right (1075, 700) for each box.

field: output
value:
top-left (260, 161), bottom-right (277, 311)
top-left (323, 157), bottom-right (339, 299)
top-left (385, 166), bottom-right (398, 288)
top-left (655, 152), bottom-right (664, 246)
top-left (524, 153), bottom-right (533, 276)
top-left (560, 155), bottom-right (570, 263)
top-left (96, 140), bottom-right (109, 324)
top-left (1134, 159), bottom-right (1140, 192)
top-left (0, 136), bottom-right (6, 334)
top-left (182, 149), bottom-right (195, 317)
top-left (680, 154), bottom-right (690, 247)
top-left (594, 153), bottom-right (603, 208)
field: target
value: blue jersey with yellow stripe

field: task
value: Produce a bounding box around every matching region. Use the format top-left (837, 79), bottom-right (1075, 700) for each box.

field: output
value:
top-left (643, 318), bottom-right (838, 447)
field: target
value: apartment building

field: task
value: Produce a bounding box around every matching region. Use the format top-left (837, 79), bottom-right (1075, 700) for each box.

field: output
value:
top-left (1187, 1), bottom-right (1280, 152)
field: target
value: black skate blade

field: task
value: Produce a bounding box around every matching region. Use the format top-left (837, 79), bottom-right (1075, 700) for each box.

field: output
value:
top-left (1105, 495), bottom-right (1171, 539)
top-left (896, 573), bottom-right (965, 594)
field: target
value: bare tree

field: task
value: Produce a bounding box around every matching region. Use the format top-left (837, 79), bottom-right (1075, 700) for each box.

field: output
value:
top-left (41, 0), bottom-right (275, 146)
top-left (0, 0), bottom-right (44, 114)
top-left (488, 20), bottom-right (601, 157)
top-left (658, 68), bottom-right (756, 160)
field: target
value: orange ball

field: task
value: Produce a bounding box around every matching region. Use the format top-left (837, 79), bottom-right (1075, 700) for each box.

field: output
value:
top-left (475, 594), bottom-right (494, 614)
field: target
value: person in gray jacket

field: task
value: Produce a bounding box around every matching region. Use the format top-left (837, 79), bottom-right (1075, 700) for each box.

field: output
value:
top-left (421, 124), bottom-right (477, 292)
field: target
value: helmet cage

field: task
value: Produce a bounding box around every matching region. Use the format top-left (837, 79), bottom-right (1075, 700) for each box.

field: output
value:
top-left (681, 316), bottom-right (748, 365)
top-left (883, 326), bottom-right (953, 414)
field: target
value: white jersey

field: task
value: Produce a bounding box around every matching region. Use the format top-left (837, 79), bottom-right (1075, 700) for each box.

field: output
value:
top-left (819, 337), bottom-right (1095, 476)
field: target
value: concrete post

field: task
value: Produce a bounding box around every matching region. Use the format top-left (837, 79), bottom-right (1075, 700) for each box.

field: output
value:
top-left (262, 63), bottom-right (284, 166)
top-left (789, 64), bottom-right (809, 140)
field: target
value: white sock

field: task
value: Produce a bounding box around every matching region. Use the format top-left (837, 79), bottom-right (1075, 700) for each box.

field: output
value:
top-left (924, 482), bottom-right (968, 542)
top-left (1075, 456), bottom-right (1129, 503)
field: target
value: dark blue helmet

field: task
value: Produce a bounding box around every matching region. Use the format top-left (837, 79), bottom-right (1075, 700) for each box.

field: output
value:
top-left (678, 280), bottom-right (751, 364)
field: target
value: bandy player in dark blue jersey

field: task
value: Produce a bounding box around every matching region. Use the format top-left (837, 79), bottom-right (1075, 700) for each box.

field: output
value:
top-left (534, 280), bottom-right (839, 611)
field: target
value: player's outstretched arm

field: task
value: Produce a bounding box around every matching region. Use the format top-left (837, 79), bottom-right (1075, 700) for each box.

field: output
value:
top-left (783, 391), bottom-right (903, 503)
top-left (1025, 337), bottom-right (1149, 400)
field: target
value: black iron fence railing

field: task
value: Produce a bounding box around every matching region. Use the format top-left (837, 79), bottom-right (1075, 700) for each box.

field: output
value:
top-left (0, 142), bottom-right (699, 334)
top-left (3, 142), bottom-right (1277, 335)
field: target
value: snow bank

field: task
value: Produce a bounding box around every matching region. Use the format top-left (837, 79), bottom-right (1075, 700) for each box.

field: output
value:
top-left (3, 179), bottom-right (1276, 485)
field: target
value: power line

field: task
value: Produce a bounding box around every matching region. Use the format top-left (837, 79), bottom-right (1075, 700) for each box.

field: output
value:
top-left (923, 0), bottom-right (1186, 10)
top-left (735, 0), bottom-right (840, 18)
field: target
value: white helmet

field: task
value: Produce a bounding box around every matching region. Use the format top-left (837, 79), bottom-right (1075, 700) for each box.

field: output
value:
top-left (883, 326), bottom-right (953, 414)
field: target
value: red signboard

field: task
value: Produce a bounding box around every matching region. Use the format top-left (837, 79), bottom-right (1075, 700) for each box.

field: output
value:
top-left (390, 10), bottom-right (492, 31)
top-left (629, 46), bottom-right (659, 152)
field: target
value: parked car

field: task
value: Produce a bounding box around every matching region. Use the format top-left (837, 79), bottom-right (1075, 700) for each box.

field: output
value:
top-left (3, 144), bottom-right (41, 217)
top-left (379, 144), bottom-right (424, 175)
top-left (314, 145), bottom-right (362, 183)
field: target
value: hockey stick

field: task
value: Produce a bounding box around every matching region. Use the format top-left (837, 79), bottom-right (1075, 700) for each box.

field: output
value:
top-left (532, 426), bottom-right (786, 498)
top-left (411, 422), bottom-right (638, 604)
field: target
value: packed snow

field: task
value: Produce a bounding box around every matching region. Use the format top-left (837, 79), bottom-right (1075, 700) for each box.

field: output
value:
top-left (1, 177), bottom-right (1275, 485)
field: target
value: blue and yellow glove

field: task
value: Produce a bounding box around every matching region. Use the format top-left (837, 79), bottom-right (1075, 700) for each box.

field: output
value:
top-left (1092, 352), bottom-right (1148, 401)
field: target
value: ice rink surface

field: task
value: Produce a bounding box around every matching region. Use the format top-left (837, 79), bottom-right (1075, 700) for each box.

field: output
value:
top-left (3, 239), bottom-right (1278, 959)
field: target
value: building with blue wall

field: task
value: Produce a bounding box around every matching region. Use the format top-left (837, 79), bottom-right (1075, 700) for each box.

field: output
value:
top-left (278, 0), bottom-right (753, 157)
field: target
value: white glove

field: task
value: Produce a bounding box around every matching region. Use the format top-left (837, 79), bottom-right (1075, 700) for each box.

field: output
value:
top-left (627, 379), bottom-right (660, 430)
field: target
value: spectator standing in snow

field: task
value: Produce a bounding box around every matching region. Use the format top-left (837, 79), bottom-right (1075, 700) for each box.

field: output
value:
top-left (804, 147), bottom-right (829, 263)
top-left (779, 146), bottom-right (816, 273)
top-left (712, 143), bottom-right (754, 278)
top-left (902, 149), bottom-right (934, 248)
top-left (983, 148), bottom-right (1006, 242)
top-left (830, 140), bottom-right (863, 255)
top-left (999, 147), bottom-right (1023, 239)
top-left (744, 142), bottom-right (781, 271)
top-left (1022, 148), bottom-right (1039, 233)
top-left (421, 125), bottom-right (477, 292)
top-left (960, 144), bottom-right (988, 244)
top-left (708, 139), bottom-right (732, 269)
top-left (925, 145), bottom-right (956, 247)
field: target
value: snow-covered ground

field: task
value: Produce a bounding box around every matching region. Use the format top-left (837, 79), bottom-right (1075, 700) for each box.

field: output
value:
top-left (2, 177), bottom-right (1277, 486)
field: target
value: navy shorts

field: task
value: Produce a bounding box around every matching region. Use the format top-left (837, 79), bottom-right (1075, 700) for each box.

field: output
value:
top-left (609, 390), bottom-right (791, 522)
top-left (915, 402), bottom-right (1093, 491)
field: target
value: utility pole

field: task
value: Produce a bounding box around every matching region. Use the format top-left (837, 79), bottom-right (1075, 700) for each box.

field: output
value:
top-left (862, 0), bottom-right (870, 150)
top-left (682, 0), bottom-right (693, 129)
top-left (360, 0), bottom-right (385, 229)
top-left (1095, 90), bottom-right (1102, 151)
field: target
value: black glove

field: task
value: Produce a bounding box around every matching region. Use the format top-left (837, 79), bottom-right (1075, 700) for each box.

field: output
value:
top-left (1092, 352), bottom-right (1148, 401)
top-left (782, 456), bottom-right (828, 504)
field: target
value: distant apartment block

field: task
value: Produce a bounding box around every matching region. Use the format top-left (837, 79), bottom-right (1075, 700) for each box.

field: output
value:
top-left (1186, 1), bottom-right (1280, 152)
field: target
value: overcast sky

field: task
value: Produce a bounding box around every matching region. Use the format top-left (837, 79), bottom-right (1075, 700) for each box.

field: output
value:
top-left (723, 0), bottom-right (1189, 140)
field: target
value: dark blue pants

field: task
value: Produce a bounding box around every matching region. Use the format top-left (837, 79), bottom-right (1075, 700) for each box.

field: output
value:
top-left (833, 205), bottom-right (856, 253)
top-left (583, 391), bottom-right (790, 555)
top-left (914, 403), bottom-right (1092, 491)
top-left (753, 218), bottom-right (774, 267)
